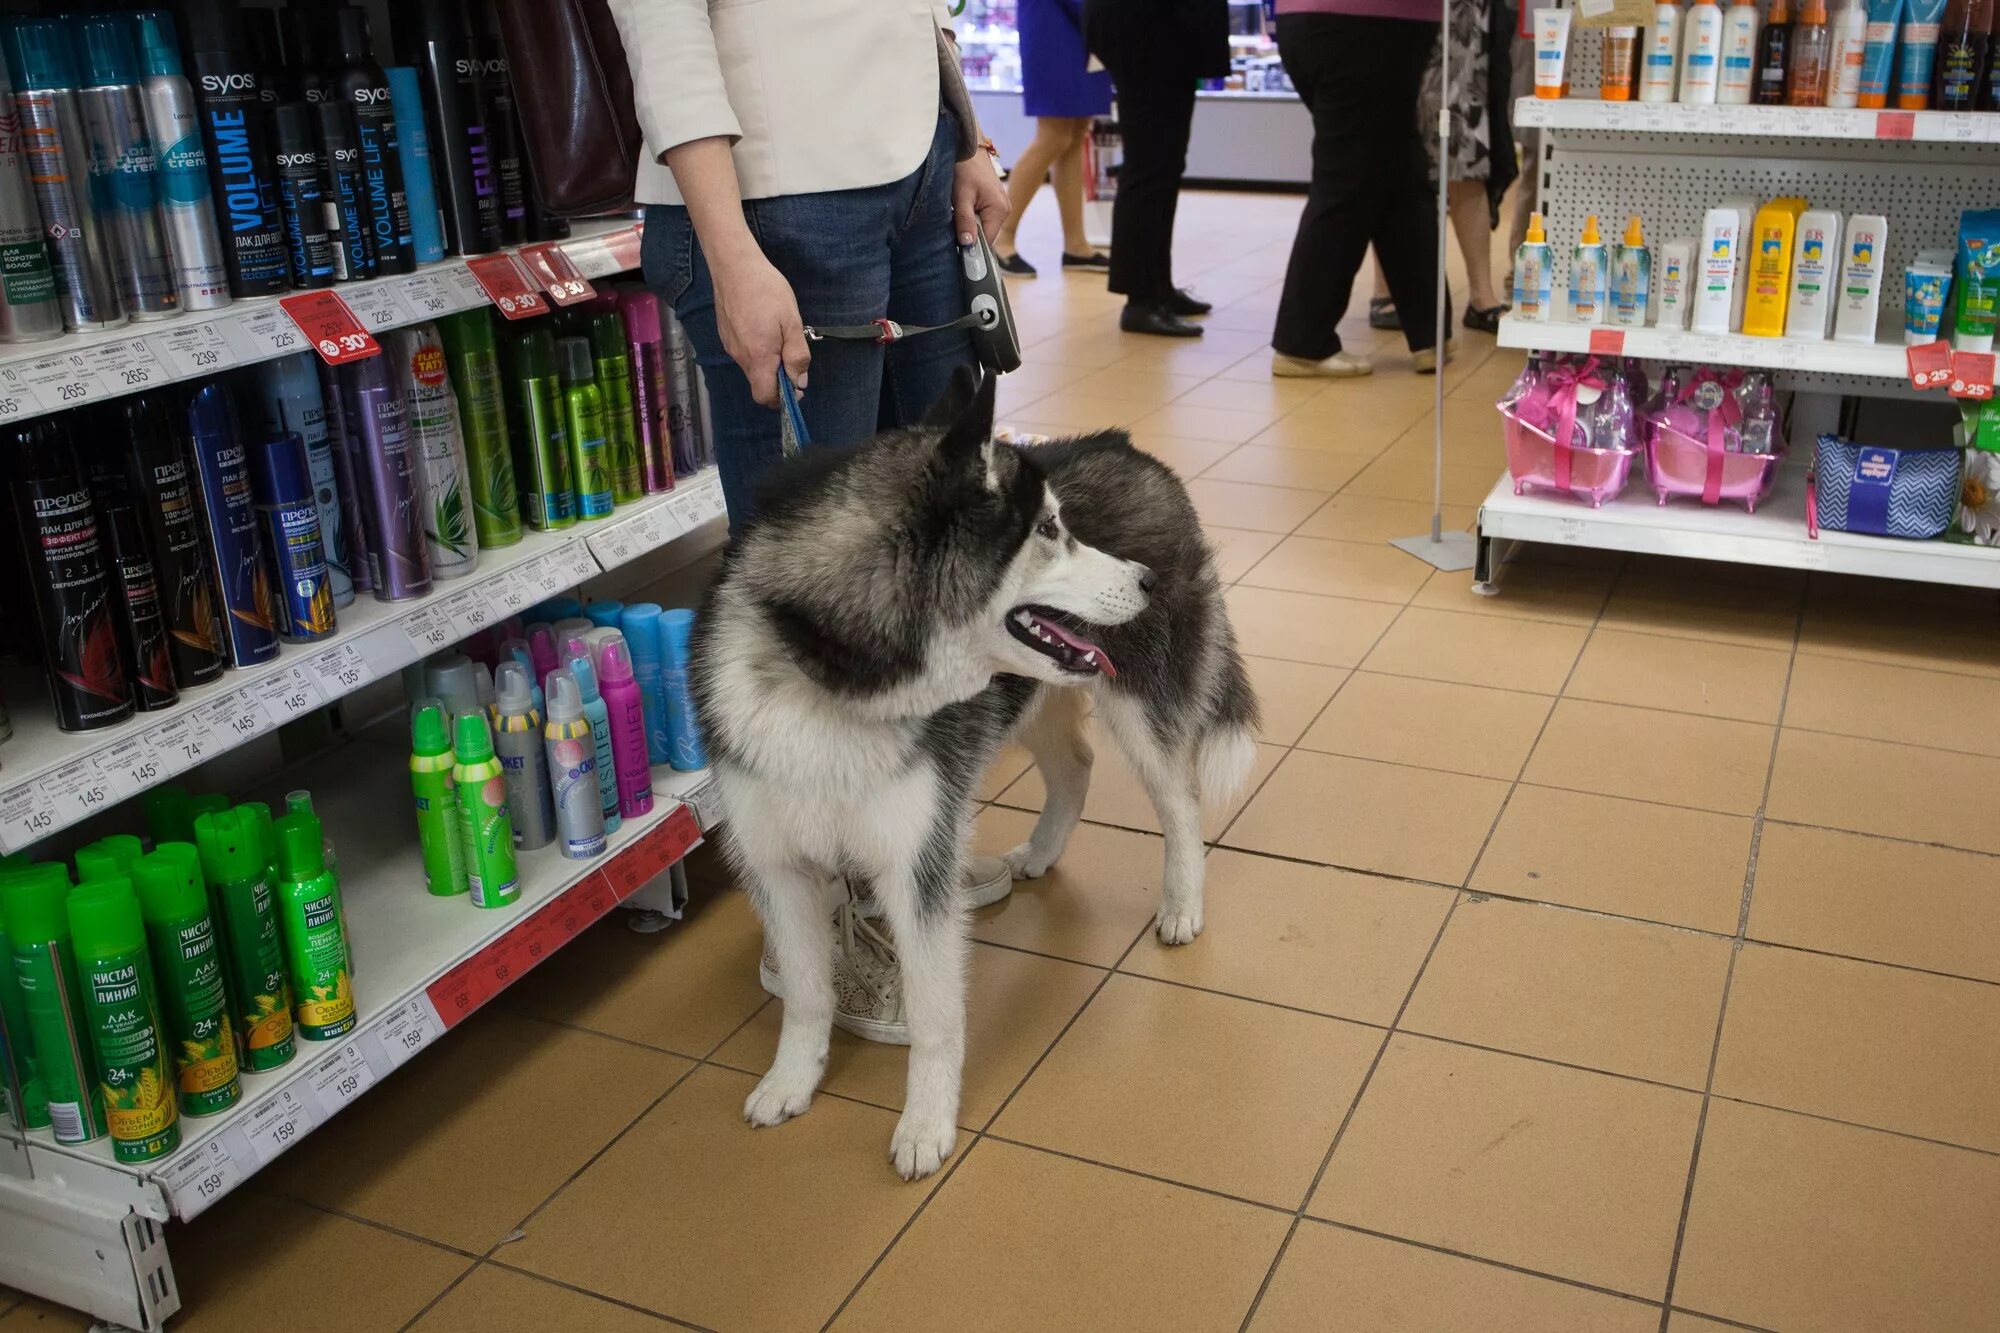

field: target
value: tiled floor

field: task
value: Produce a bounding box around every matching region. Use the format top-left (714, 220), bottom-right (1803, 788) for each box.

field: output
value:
top-left (14, 193), bottom-right (2000, 1333)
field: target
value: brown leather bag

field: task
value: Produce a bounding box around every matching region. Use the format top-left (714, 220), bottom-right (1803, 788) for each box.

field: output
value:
top-left (494, 0), bottom-right (641, 215)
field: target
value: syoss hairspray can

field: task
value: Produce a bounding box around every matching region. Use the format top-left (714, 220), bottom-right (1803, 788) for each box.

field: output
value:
top-left (312, 101), bottom-right (374, 282)
top-left (248, 431), bottom-right (337, 644)
top-left (271, 103), bottom-right (335, 289)
top-left (336, 356), bottom-right (433, 601)
top-left (386, 68), bottom-right (445, 265)
top-left (181, 0), bottom-right (289, 298)
top-left (3, 20), bottom-right (126, 332)
top-left (75, 19), bottom-right (178, 321)
top-left (0, 59), bottom-right (65, 343)
top-left (389, 324), bottom-right (479, 580)
top-left (186, 382), bottom-right (280, 668)
top-left (114, 394), bottom-right (227, 687)
top-left (468, 4), bottom-right (527, 244)
top-left (331, 6), bottom-right (415, 275)
top-left (401, 0), bottom-right (501, 256)
top-left (314, 357), bottom-right (371, 593)
top-left (133, 13), bottom-right (231, 313)
top-left (254, 354), bottom-right (353, 606)
top-left (435, 307), bottom-right (523, 547)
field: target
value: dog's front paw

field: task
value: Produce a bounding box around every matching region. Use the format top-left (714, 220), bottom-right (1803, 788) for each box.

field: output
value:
top-left (889, 1110), bottom-right (957, 1180)
top-left (743, 1064), bottom-right (819, 1127)
top-left (1002, 840), bottom-right (1055, 880)
top-left (1155, 905), bottom-right (1204, 946)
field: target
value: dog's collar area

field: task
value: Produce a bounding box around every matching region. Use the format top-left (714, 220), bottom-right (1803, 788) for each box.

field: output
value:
top-left (1007, 606), bottom-right (1115, 678)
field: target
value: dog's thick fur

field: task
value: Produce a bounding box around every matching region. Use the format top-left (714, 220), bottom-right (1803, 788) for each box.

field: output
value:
top-left (690, 368), bottom-right (1258, 1178)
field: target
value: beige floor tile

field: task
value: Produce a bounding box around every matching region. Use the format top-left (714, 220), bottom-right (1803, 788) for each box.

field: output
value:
top-left (994, 732), bottom-right (1281, 842)
top-left (969, 807), bottom-right (1162, 966)
top-left (504, 888), bottom-right (768, 1057)
top-left (1596, 572), bottom-right (1801, 650)
top-left (1251, 404), bottom-right (1429, 455)
top-left (1749, 823), bottom-right (2000, 982)
top-left (1796, 578), bottom-right (2000, 679)
top-left (1223, 750), bottom-right (1509, 885)
top-left (1203, 445), bottom-right (1373, 493)
top-left (1241, 655), bottom-right (1347, 745)
top-left (836, 1139), bottom-right (1288, 1333)
top-left (1225, 586), bottom-right (1402, 667)
top-left (1124, 849), bottom-right (1453, 1024)
top-left (1250, 1221), bottom-right (1661, 1333)
top-left (1311, 1035), bottom-right (1702, 1297)
top-left (1062, 366), bottom-right (1210, 403)
top-left (1712, 944), bottom-right (2000, 1151)
top-left (1674, 1098), bottom-right (2000, 1333)
top-left (1363, 608), bottom-right (1588, 693)
top-left (1767, 729), bottom-right (2000, 854)
top-left (1404, 898), bottom-right (1733, 1088)
top-left (712, 944), bottom-right (1102, 1130)
top-left (996, 974), bottom-right (1380, 1206)
top-left (1238, 535), bottom-right (1433, 605)
top-left (1133, 434), bottom-right (1237, 479)
top-left (1204, 525), bottom-right (1285, 582)
top-left (268, 1010), bottom-right (691, 1252)
top-left (1342, 443), bottom-right (1501, 505)
top-left (1471, 785), bottom-right (1751, 933)
top-left (1131, 401), bottom-right (1278, 444)
top-left (1664, 1315), bottom-right (1740, 1332)
top-left (411, 1266), bottom-right (663, 1333)
top-left (1296, 494), bottom-right (1479, 544)
top-left (505, 1065), bottom-right (927, 1333)
top-left (1414, 561), bottom-right (1617, 626)
top-left (1566, 629), bottom-right (1791, 724)
top-left (170, 1192), bottom-right (468, 1332)
top-left (1300, 672), bottom-right (1551, 780)
top-left (0, 1301), bottom-right (89, 1331)
top-left (1177, 375), bottom-right (1328, 412)
top-left (1186, 478), bottom-right (1330, 533)
top-left (1006, 390), bottom-right (1148, 430)
top-left (1784, 653), bottom-right (2000, 755)
top-left (1524, 699), bottom-right (1773, 816)
top-left (977, 744), bottom-right (1032, 802)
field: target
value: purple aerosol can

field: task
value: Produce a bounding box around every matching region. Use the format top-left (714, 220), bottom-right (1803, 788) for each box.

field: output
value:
top-left (334, 355), bottom-right (432, 601)
top-left (617, 289), bottom-right (674, 494)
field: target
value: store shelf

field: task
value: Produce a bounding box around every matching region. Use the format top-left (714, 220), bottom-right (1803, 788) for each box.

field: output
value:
top-left (1514, 98), bottom-right (2000, 144)
top-left (0, 470), bottom-right (725, 854)
top-left (1477, 458), bottom-right (2000, 588)
top-left (1498, 315), bottom-right (1912, 378)
top-left (0, 219), bottom-right (644, 424)
top-left (0, 727), bottom-right (718, 1223)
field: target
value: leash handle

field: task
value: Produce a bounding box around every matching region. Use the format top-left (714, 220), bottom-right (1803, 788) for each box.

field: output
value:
top-left (777, 365), bottom-right (810, 458)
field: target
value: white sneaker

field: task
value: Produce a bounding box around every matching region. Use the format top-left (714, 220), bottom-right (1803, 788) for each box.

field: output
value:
top-left (1272, 350), bottom-right (1372, 378)
top-left (1413, 338), bottom-right (1459, 374)
top-left (760, 896), bottom-right (910, 1045)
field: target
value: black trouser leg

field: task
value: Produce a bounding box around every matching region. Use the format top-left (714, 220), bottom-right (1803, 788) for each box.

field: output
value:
top-left (1272, 14), bottom-right (1441, 360)
top-left (1105, 64), bottom-right (1197, 304)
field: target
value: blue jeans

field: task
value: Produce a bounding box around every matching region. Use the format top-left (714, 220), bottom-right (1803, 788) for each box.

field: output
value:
top-left (642, 113), bottom-right (975, 530)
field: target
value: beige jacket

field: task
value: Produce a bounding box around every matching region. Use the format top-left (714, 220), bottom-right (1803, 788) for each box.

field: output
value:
top-left (607, 0), bottom-right (959, 205)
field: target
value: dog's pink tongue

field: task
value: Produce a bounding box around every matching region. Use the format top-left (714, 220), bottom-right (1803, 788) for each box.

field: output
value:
top-left (1036, 615), bottom-right (1117, 678)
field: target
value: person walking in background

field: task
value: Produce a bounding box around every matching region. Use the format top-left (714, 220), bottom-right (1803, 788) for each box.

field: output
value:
top-left (1084, 0), bottom-right (1229, 337)
top-left (1269, 0), bottom-right (1444, 378)
top-left (994, 0), bottom-right (1114, 278)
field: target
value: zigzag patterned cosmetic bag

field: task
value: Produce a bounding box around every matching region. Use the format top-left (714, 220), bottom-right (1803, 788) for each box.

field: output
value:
top-left (1809, 435), bottom-right (1963, 540)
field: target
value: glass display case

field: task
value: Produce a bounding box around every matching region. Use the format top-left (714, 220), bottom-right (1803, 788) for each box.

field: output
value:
top-left (955, 0), bottom-right (1299, 100)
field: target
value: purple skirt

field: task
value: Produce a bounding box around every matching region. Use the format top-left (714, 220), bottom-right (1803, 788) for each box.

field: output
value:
top-left (1021, 0), bottom-right (1114, 118)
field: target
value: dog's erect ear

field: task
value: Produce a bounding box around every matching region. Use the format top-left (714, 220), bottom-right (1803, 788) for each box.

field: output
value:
top-left (921, 363), bottom-right (984, 431)
top-left (933, 368), bottom-right (996, 476)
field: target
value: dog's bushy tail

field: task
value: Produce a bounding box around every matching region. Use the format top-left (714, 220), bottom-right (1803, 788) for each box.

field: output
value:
top-left (1197, 723), bottom-right (1259, 806)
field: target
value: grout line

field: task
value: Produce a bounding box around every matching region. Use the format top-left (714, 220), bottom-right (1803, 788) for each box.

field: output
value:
top-left (977, 1132), bottom-right (1298, 1216)
top-left (1664, 1309), bottom-right (1782, 1333)
top-left (1706, 1093), bottom-right (2000, 1159)
top-left (1298, 1216), bottom-right (1669, 1311)
top-left (475, 1259), bottom-right (719, 1331)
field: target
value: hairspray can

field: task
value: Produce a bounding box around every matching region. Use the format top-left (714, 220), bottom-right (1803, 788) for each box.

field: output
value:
top-left (3, 20), bottom-right (126, 331)
top-left (596, 639), bottom-right (655, 820)
top-left (112, 394), bottom-right (227, 687)
top-left (314, 357), bottom-right (371, 594)
top-left (557, 337), bottom-right (614, 518)
top-left (563, 641), bottom-right (622, 836)
top-left (468, 4), bottom-right (527, 244)
top-left (331, 7), bottom-right (415, 275)
top-left (390, 324), bottom-right (479, 580)
top-left (186, 382), bottom-right (280, 668)
top-left (400, 0), bottom-right (501, 256)
top-left (85, 453), bottom-right (179, 711)
top-left (503, 327), bottom-right (576, 529)
top-left (436, 308), bottom-right (523, 547)
top-left (75, 19), bottom-right (178, 321)
top-left (133, 13), bottom-right (231, 313)
top-left (543, 668), bottom-right (607, 858)
top-left (7, 417), bottom-right (135, 732)
top-left (249, 431), bottom-right (337, 644)
top-left (618, 290), bottom-right (674, 493)
top-left (588, 312), bottom-right (645, 503)
top-left (255, 354), bottom-right (354, 606)
top-left (409, 700), bottom-right (469, 896)
top-left (5, 865), bottom-right (111, 1146)
top-left (492, 662), bottom-right (555, 851)
top-left (180, 0), bottom-right (288, 298)
top-left (271, 103), bottom-right (336, 289)
top-left (279, 8), bottom-right (334, 107)
top-left (312, 101), bottom-right (374, 282)
top-left (0, 59), bottom-right (65, 342)
top-left (451, 714), bottom-right (520, 908)
top-left (335, 355), bottom-right (433, 601)
top-left (620, 603), bottom-right (671, 765)
top-left (386, 67), bottom-right (445, 265)
top-left (660, 609), bottom-right (709, 770)
top-left (661, 307), bottom-right (701, 475)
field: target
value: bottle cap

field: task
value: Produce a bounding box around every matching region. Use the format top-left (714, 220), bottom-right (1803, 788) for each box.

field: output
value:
top-left (527, 625), bottom-right (559, 679)
top-left (285, 791), bottom-right (315, 820)
top-left (598, 638), bottom-right (637, 685)
top-left (588, 311), bottom-right (627, 360)
top-left (334, 5), bottom-right (376, 62)
top-left (1623, 215), bottom-right (1645, 246)
top-left (236, 801), bottom-right (277, 870)
top-left (191, 810), bottom-right (256, 885)
top-left (282, 6), bottom-right (326, 68)
top-left (66, 878), bottom-right (145, 960)
top-left (583, 600), bottom-right (624, 628)
top-left (661, 607), bottom-right (697, 659)
top-left (535, 596), bottom-right (583, 622)
top-left (495, 660), bottom-right (536, 716)
top-left (411, 699), bottom-right (453, 756)
top-left (620, 604), bottom-right (664, 660)
top-left (553, 617), bottom-right (594, 646)
top-left (426, 653), bottom-right (481, 722)
top-left (545, 668), bottom-right (584, 724)
top-left (473, 661), bottom-right (495, 711)
top-left (313, 98), bottom-right (357, 151)
top-left (1581, 215), bottom-right (1602, 246)
top-left (1526, 212), bottom-right (1546, 244)
top-left (510, 327), bottom-right (560, 381)
top-left (0, 864), bottom-right (74, 945)
top-left (3, 19), bottom-right (78, 91)
top-left (144, 786), bottom-right (195, 847)
top-left (192, 793), bottom-right (230, 822)
top-left (132, 847), bottom-right (207, 924)
top-left (618, 289), bottom-right (662, 342)
top-left (179, 0), bottom-right (246, 55)
top-left (134, 11), bottom-right (185, 77)
top-left (75, 843), bottom-right (129, 886)
top-left (567, 645), bottom-right (603, 702)
top-left (558, 337), bottom-right (595, 386)
top-left (273, 813), bottom-right (325, 880)
top-left (274, 102), bottom-right (319, 158)
top-left (454, 711), bottom-right (496, 763)
top-left (242, 7), bottom-right (282, 74)
top-left (77, 17), bottom-right (141, 87)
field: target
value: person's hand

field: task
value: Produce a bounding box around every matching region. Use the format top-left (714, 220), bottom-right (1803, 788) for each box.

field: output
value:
top-left (953, 156), bottom-right (1010, 246)
top-left (711, 250), bottom-right (809, 408)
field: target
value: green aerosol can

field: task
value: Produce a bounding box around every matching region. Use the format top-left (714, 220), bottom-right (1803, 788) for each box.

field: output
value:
top-left (502, 326), bottom-right (576, 531)
top-left (132, 846), bottom-right (241, 1117)
top-left (66, 878), bottom-right (180, 1162)
top-left (192, 808), bottom-right (297, 1072)
top-left (452, 712), bottom-right (520, 908)
top-left (589, 310), bottom-right (644, 503)
top-left (436, 308), bottom-right (523, 548)
top-left (0, 866), bottom-right (51, 1130)
top-left (272, 812), bottom-right (354, 1040)
top-left (3, 863), bottom-right (107, 1144)
top-left (411, 699), bottom-right (469, 896)
top-left (557, 336), bottom-right (614, 519)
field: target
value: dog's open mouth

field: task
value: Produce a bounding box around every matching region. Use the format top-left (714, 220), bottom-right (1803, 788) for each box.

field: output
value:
top-left (1007, 606), bottom-right (1116, 677)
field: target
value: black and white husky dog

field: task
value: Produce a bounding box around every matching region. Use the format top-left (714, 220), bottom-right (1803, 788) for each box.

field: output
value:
top-left (689, 367), bottom-right (1258, 1178)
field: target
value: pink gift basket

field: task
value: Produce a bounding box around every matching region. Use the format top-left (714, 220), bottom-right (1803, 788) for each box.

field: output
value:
top-left (1644, 367), bottom-right (1786, 513)
top-left (1497, 355), bottom-right (1640, 508)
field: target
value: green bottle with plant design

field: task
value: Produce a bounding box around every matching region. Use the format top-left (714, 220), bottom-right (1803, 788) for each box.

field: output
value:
top-left (392, 323), bottom-right (480, 579)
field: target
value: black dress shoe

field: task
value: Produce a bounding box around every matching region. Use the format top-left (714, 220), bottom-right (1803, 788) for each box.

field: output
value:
top-left (996, 251), bottom-right (1038, 277)
top-left (1163, 287), bottom-right (1212, 317)
top-left (1060, 251), bottom-right (1111, 272)
top-left (1121, 302), bottom-right (1203, 337)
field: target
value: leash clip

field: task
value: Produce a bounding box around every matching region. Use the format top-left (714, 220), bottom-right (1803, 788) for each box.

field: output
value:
top-left (872, 318), bottom-right (905, 344)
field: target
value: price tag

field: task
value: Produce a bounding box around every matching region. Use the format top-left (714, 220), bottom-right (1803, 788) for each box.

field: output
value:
top-left (1949, 350), bottom-right (1996, 399)
top-left (443, 265), bottom-right (489, 305)
top-left (353, 619), bottom-right (418, 677)
top-left (684, 774), bottom-right (723, 830)
top-left (255, 665), bottom-right (326, 725)
top-left (519, 242), bottom-right (598, 305)
top-left (377, 996), bottom-right (446, 1063)
top-left (0, 781), bottom-right (59, 850)
top-left (48, 756), bottom-right (116, 824)
top-left (590, 522), bottom-right (638, 567)
top-left (242, 1086), bottom-right (318, 1165)
top-left (401, 605), bottom-right (457, 654)
top-left (426, 956), bottom-right (501, 1027)
top-left (604, 805), bottom-right (702, 899)
top-left (1555, 516), bottom-right (1589, 544)
top-left (1875, 110), bottom-right (1916, 140)
top-left (18, 347), bottom-right (108, 409)
top-left (1587, 328), bottom-right (1626, 356)
top-left (202, 689), bottom-right (269, 747)
top-left (442, 588), bottom-right (497, 637)
top-left (0, 362), bottom-right (45, 419)
top-left (307, 642), bottom-right (374, 695)
top-left (86, 339), bottom-right (170, 395)
top-left (94, 737), bottom-right (162, 802)
top-left (309, 1042), bottom-right (377, 1111)
top-left (239, 307), bottom-right (306, 358)
top-left (278, 290), bottom-right (380, 365)
top-left (486, 569), bottom-right (532, 614)
top-left (160, 1139), bottom-right (245, 1220)
top-left (144, 715), bottom-right (208, 774)
top-left (526, 552), bottom-right (573, 600)
top-left (338, 283), bottom-right (413, 333)
top-left (153, 321), bottom-right (237, 379)
top-left (552, 541), bottom-right (599, 585)
top-left (1907, 339), bottom-right (1954, 390)
top-left (465, 254), bottom-right (549, 320)
top-left (399, 273), bottom-right (456, 319)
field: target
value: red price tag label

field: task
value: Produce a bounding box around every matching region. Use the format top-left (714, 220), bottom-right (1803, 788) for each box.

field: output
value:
top-left (425, 956), bottom-right (501, 1028)
top-left (520, 243), bottom-right (598, 306)
top-left (278, 290), bottom-right (381, 364)
top-left (604, 806), bottom-right (701, 900)
top-left (604, 224), bottom-right (644, 272)
top-left (1587, 328), bottom-right (1626, 356)
top-left (1907, 340), bottom-right (1954, 390)
top-left (1874, 111), bottom-right (1916, 140)
top-left (466, 253), bottom-right (550, 320)
top-left (1950, 349), bottom-right (1996, 399)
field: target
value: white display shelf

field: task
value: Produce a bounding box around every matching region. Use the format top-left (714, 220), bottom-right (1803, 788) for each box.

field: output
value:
top-left (0, 219), bottom-right (644, 424)
top-left (1498, 314), bottom-right (1912, 378)
top-left (1477, 458), bottom-right (2000, 589)
top-left (0, 471), bottom-right (724, 854)
top-left (1514, 98), bottom-right (2000, 144)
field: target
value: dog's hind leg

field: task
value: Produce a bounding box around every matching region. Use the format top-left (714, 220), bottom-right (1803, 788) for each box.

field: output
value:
top-left (1004, 686), bottom-right (1093, 880)
top-left (1098, 694), bottom-right (1207, 946)
top-left (739, 842), bottom-right (838, 1128)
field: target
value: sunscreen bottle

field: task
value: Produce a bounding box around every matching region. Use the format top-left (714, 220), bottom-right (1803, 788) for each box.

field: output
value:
top-left (1658, 239), bottom-right (1698, 331)
top-left (1786, 210), bottom-right (1843, 338)
top-left (1743, 202), bottom-right (1798, 336)
top-left (1570, 216), bottom-right (1608, 325)
top-left (1643, 2), bottom-right (1686, 100)
top-left (1694, 207), bottom-right (1743, 333)
top-left (1720, 0), bottom-right (1763, 99)
top-left (1680, 0), bottom-right (1725, 100)
top-left (1611, 216), bottom-right (1654, 327)
top-left (1833, 214), bottom-right (1888, 342)
top-left (1828, 0), bottom-right (1870, 103)
top-left (1513, 213), bottom-right (1554, 321)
